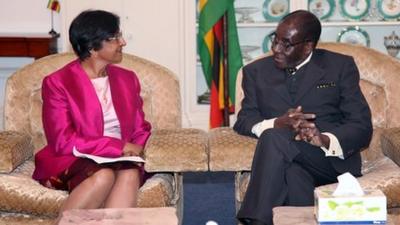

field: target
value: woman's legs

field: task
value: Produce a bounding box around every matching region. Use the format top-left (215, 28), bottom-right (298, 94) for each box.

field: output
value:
top-left (104, 168), bottom-right (141, 208)
top-left (59, 168), bottom-right (116, 211)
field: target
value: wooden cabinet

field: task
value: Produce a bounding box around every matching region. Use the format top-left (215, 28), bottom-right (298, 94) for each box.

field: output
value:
top-left (0, 34), bottom-right (58, 59)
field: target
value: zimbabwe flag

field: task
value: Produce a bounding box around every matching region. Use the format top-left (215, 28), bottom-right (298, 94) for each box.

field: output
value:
top-left (47, 0), bottom-right (60, 12)
top-left (198, 0), bottom-right (242, 128)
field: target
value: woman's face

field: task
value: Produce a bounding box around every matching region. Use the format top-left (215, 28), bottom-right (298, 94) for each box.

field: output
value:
top-left (96, 31), bottom-right (126, 64)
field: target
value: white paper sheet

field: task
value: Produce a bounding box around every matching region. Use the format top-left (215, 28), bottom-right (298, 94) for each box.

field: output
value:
top-left (73, 147), bottom-right (145, 164)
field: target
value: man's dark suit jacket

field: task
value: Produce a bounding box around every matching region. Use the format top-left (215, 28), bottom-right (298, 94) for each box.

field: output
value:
top-left (233, 49), bottom-right (373, 176)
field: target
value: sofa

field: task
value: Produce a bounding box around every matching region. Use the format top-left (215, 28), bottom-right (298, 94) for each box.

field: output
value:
top-left (208, 42), bottom-right (400, 220)
top-left (0, 52), bottom-right (209, 224)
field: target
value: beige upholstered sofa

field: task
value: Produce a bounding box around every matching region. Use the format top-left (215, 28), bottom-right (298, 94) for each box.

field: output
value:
top-left (0, 53), bottom-right (209, 224)
top-left (208, 43), bottom-right (400, 219)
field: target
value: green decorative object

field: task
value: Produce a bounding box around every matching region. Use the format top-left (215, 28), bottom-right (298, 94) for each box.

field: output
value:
top-left (262, 0), bottom-right (290, 22)
top-left (308, 0), bottom-right (336, 21)
top-left (339, 0), bottom-right (371, 21)
top-left (328, 200), bottom-right (339, 210)
top-left (262, 31), bottom-right (275, 53)
top-left (377, 0), bottom-right (400, 20)
top-left (337, 26), bottom-right (370, 47)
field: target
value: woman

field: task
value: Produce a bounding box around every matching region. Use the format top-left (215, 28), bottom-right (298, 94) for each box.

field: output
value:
top-left (32, 10), bottom-right (151, 211)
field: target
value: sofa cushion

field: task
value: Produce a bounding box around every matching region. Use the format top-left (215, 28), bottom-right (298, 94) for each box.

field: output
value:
top-left (28, 90), bottom-right (46, 152)
top-left (144, 128), bottom-right (208, 172)
top-left (361, 128), bottom-right (385, 170)
top-left (208, 127), bottom-right (257, 171)
top-left (381, 128), bottom-right (400, 167)
top-left (0, 131), bottom-right (34, 173)
top-left (137, 173), bottom-right (174, 207)
top-left (0, 174), bottom-right (67, 216)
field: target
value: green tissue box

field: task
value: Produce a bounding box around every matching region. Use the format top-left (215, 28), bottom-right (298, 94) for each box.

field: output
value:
top-left (314, 188), bottom-right (386, 224)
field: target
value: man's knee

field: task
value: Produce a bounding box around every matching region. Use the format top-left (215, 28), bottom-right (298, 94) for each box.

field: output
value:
top-left (257, 128), bottom-right (298, 162)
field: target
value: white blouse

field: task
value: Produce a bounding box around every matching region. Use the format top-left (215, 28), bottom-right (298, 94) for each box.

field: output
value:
top-left (91, 76), bottom-right (122, 139)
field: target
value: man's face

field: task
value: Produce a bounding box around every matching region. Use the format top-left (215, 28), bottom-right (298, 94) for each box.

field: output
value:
top-left (271, 21), bottom-right (310, 69)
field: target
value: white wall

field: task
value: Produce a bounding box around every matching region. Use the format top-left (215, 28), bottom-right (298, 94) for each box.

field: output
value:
top-left (0, 0), bottom-right (61, 34)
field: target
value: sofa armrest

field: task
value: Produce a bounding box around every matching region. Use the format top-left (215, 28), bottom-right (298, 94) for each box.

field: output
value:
top-left (144, 128), bottom-right (208, 172)
top-left (0, 131), bottom-right (34, 173)
top-left (381, 127), bottom-right (400, 167)
top-left (208, 127), bottom-right (257, 171)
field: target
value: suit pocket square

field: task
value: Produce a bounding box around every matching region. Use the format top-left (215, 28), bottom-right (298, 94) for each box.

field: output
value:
top-left (317, 82), bottom-right (336, 89)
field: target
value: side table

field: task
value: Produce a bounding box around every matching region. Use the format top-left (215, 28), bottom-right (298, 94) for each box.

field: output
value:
top-left (273, 206), bottom-right (399, 225)
top-left (59, 207), bottom-right (178, 225)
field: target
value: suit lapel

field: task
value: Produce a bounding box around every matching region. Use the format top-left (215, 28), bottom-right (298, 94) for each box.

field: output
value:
top-left (294, 57), bottom-right (325, 104)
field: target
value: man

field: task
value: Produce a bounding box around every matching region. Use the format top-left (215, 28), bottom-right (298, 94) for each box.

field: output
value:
top-left (233, 10), bottom-right (372, 225)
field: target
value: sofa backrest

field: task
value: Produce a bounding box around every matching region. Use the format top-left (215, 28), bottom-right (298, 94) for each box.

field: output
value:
top-left (4, 52), bottom-right (181, 152)
top-left (234, 42), bottom-right (400, 166)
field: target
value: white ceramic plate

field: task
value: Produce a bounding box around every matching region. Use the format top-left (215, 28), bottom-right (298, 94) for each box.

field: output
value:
top-left (337, 26), bottom-right (370, 47)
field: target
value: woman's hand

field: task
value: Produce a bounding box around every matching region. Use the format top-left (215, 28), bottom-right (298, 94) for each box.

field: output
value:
top-left (122, 143), bottom-right (143, 157)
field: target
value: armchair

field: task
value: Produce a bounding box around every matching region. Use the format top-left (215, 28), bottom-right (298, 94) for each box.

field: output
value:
top-left (0, 53), bottom-right (208, 224)
top-left (208, 43), bottom-right (400, 219)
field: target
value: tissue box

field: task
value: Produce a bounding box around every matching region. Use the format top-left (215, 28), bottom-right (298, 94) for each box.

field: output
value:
top-left (314, 188), bottom-right (386, 224)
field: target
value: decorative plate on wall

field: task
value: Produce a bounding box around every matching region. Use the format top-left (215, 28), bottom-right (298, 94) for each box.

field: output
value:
top-left (339, 0), bottom-right (370, 21)
top-left (377, 0), bottom-right (400, 20)
top-left (262, 0), bottom-right (290, 22)
top-left (337, 26), bottom-right (370, 47)
top-left (262, 31), bottom-right (275, 53)
top-left (309, 0), bottom-right (336, 21)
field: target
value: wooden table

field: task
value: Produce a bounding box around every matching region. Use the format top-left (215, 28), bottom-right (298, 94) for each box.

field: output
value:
top-left (273, 206), bottom-right (399, 225)
top-left (59, 207), bottom-right (178, 225)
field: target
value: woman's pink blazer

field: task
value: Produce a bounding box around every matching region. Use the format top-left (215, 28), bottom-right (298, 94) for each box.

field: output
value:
top-left (32, 60), bottom-right (151, 180)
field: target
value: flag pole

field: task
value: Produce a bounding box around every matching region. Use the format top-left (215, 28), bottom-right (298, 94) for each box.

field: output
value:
top-left (48, 10), bottom-right (58, 37)
top-left (222, 12), bottom-right (230, 126)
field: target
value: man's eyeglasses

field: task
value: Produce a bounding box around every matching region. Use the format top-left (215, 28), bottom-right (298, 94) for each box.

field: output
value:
top-left (106, 32), bottom-right (123, 42)
top-left (269, 32), bottom-right (310, 52)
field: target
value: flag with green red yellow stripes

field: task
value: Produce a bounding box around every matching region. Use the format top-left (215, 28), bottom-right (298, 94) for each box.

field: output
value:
top-left (198, 0), bottom-right (243, 128)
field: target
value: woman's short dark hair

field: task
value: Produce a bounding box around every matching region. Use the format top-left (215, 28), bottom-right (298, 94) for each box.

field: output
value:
top-left (69, 10), bottom-right (120, 60)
